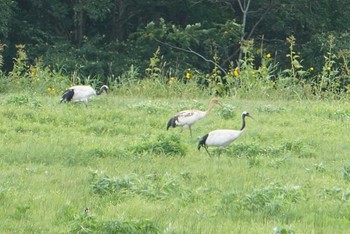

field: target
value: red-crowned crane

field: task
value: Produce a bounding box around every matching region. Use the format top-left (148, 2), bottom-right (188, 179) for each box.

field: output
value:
top-left (198, 111), bottom-right (253, 156)
top-left (60, 85), bottom-right (108, 105)
top-left (167, 98), bottom-right (222, 137)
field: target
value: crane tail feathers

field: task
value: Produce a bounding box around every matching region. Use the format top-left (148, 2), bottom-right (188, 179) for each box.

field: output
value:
top-left (198, 133), bottom-right (209, 150)
top-left (60, 89), bottom-right (74, 102)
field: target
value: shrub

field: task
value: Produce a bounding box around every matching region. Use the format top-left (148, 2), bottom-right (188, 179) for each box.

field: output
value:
top-left (127, 134), bottom-right (187, 156)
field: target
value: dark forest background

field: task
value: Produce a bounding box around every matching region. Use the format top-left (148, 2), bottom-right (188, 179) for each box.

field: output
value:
top-left (0, 0), bottom-right (349, 90)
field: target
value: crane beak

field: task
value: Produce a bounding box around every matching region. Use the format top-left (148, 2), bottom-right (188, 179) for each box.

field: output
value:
top-left (248, 115), bottom-right (254, 120)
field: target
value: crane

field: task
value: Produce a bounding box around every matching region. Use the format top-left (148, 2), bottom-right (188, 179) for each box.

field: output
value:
top-left (167, 99), bottom-right (222, 137)
top-left (60, 85), bottom-right (108, 105)
top-left (198, 111), bottom-right (253, 156)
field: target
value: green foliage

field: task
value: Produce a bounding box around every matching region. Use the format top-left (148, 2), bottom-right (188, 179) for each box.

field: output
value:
top-left (91, 172), bottom-right (183, 201)
top-left (12, 203), bottom-right (31, 220)
top-left (273, 226), bottom-right (295, 234)
top-left (102, 219), bottom-right (159, 234)
top-left (314, 35), bottom-right (341, 93)
top-left (241, 183), bottom-right (303, 216)
top-left (204, 51), bottom-right (232, 96)
top-left (127, 134), bottom-right (187, 156)
top-left (145, 47), bottom-right (165, 80)
top-left (342, 164), bottom-right (350, 181)
top-left (68, 212), bottom-right (99, 233)
top-left (284, 35), bottom-right (306, 80)
top-left (218, 103), bottom-right (236, 120)
top-left (68, 211), bottom-right (160, 234)
top-left (5, 45), bottom-right (68, 94)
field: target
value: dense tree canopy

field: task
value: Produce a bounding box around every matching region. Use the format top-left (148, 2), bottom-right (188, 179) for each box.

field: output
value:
top-left (0, 0), bottom-right (349, 84)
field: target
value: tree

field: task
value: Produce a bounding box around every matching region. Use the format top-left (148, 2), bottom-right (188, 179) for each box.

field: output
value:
top-left (0, 0), bottom-right (15, 40)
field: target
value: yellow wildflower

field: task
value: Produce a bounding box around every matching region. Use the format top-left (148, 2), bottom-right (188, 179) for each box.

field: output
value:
top-left (266, 53), bottom-right (271, 59)
top-left (233, 67), bottom-right (239, 77)
top-left (47, 87), bottom-right (56, 94)
top-left (185, 71), bottom-right (191, 79)
top-left (168, 77), bottom-right (175, 84)
top-left (309, 67), bottom-right (314, 71)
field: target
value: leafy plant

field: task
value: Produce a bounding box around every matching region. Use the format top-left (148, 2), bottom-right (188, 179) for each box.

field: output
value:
top-left (241, 183), bottom-right (303, 216)
top-left (127, 134), bottom-right (187, 156)
top-left (68, 212), bottom-right (99, 233)
top-left (102, 219), bottom-right (159, 234)
top-left (91, 172), bottom-right (183, 201)
top-left (145, 46), bottom-right (166, 80)
top-left (342, 164), bottom-right (350, 181)
top-left (68, 212), bottom-right (160, 234)
top-left (283, 35), bottom-right (306, 81)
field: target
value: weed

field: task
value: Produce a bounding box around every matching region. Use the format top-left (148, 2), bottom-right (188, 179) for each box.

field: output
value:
top-left (333, 109), bottom-right (350, 121)
top-left (218, 104), bottom-right (236, 119)
top-left (226, 142), bottom-right (280, 158)
top-left (13, 203), bottom-right (31, 220)
top-left (68, 212), bottom-right (99, 233)
top-left (216, 192), bottom-right (241, 215)
top-left (314, 163), bottom-right (326, 172)
top-left (69, 210), bottom-right (160, 234)
top-left (283, 35), bottom-right (307, 81)
top-left (129, 100), bottom-right (168, 114)
top-left (102, 219), bottom-right (159, 233)
top-left (127, 134), bottom-right (187, 156)
top-left (342, 164), bottom-right (350, 181)
top-left (273, 226), bottom-right (296, 234)
top-left (257, 104), bottom-right (286, 113)
top-left (322, 186), bottom-right (342, 200)
top-left (0, 187), bottom-right (8, 202)
top-left (55, 204), bottom-right (76, 224)
top-left (241, 183), bottom-right (303, 216)
top-left (91, 172), bottom-right (183, 201)
top-left (91, 174), bottom-right (138, 196)
top-left (145, 46), bottom-right (166, 80)
top-left (6, 95), bottom-right (30, 105)
top-left (87, 147), bottom-right (127, 159)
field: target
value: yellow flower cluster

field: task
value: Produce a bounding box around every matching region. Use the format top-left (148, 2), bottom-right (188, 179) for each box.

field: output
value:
top-left (185, 71), bottom-right (191, 79)
top-left (266, 53), bottom-right (271, 59)
top-left (233, 67), bottom-right (239, 77)
top-left (168, 77), bottom-right (176, 84)
top-left (47, 87), bottom-right (56, 94)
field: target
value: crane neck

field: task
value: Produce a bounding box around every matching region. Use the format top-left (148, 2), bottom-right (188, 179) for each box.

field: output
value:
top-left (96, 86), bottom-right (107, 95)
top-left (206, 102), bottom-right (216, 113)
top-left (240, 114), bottom-right (246, 131)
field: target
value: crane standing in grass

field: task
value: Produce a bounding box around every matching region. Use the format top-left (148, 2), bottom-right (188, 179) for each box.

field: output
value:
top-left (60, 85), bottom-right (108, 105)
top-left (167, 99), bottom-right (222, 137)
top-left (198, 111), bottom-right (253, 156)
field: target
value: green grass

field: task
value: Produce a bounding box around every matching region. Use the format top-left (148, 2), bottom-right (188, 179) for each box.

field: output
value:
top-left (0, 90), bottom-right (349, 233)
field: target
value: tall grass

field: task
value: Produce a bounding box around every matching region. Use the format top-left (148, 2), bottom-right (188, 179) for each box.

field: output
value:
top-left (0, 89), bottom-right (349, 233)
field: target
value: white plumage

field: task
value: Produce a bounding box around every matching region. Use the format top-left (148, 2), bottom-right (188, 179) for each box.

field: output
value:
top-left (60, 85), bottom-right (108, 105)
top-left (167, 99), bottom-right (222, 137)
top-left (198, 111), bottom-right (253, 156)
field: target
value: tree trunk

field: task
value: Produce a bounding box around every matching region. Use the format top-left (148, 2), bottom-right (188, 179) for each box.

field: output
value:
top-left (237, 0), bottom-right (251, 68)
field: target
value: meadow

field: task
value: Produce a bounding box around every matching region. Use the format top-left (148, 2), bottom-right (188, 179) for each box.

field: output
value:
top-left (0, 82), bottom-right (349, 233)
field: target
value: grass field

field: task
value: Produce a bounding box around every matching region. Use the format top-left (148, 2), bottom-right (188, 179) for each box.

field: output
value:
top-left (0, 89), bottom-right (349, 233)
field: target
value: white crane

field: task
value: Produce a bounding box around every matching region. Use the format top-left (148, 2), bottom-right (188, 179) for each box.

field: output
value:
top-left (198, 111), bottom-right (253, 156)
top-left (60, 85), bottom-right (108, 105)
top-left (167, 98), bottom-right (222, 137)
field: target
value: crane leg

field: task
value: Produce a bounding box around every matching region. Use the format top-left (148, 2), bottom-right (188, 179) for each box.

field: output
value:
top-left (204, 146), bottom-right (211, 157)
